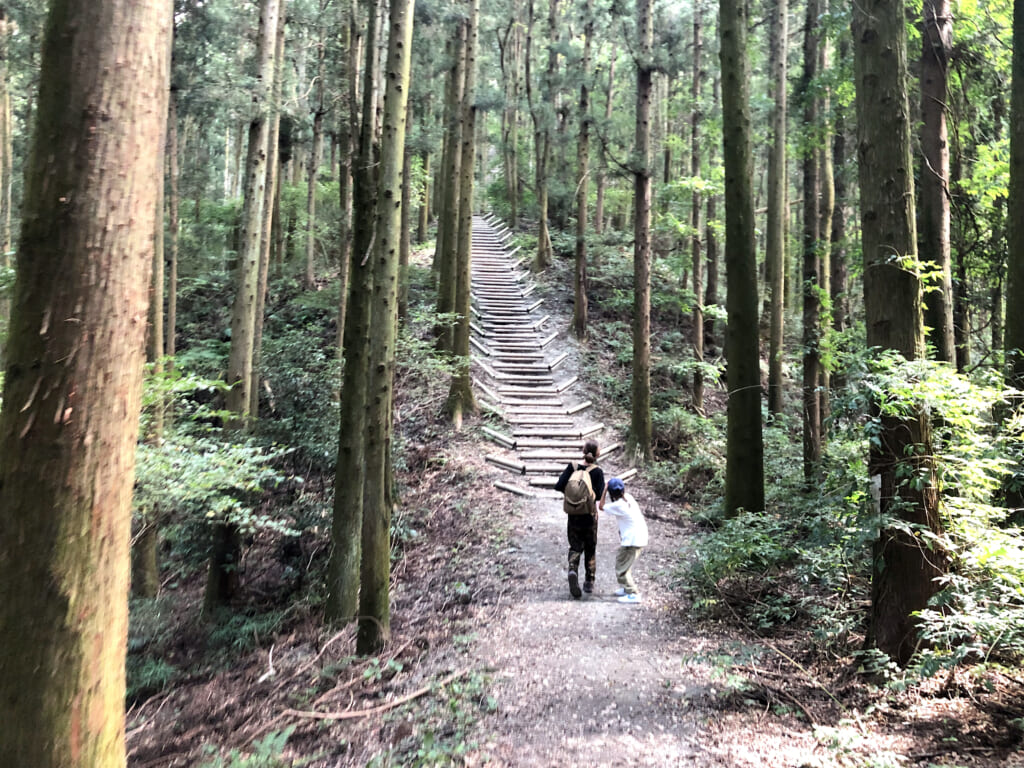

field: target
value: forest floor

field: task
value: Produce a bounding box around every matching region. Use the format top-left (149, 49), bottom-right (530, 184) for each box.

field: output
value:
top-left (126, 245), bottom-right (1024, 767)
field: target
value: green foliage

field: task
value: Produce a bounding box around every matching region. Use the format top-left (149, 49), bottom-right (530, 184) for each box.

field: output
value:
top-left (648, 406), bottom-right (724, 500)
top-left (367, 672), bottom-right (494, 767)
top-left (207, 607), bottom-right (292, 656)
top-left (198, 728), bottom-right (299, 768)
top-left (126, 597), bottom-right (180, 701)
top-left (134, 433), bottom-right (292, 534)
top-left (685, 347), bottom-right (1024, 671)
top-left (0, 258), bottom-right (13, 295)
top-left (256, 282), bottom-right (342, 469)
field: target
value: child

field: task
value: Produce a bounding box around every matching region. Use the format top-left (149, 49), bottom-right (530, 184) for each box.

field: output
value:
top-left (599, 477), bottom-right (648, 604)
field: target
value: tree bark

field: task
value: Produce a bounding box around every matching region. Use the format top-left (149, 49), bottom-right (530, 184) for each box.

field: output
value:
top-left (358, 0), bottom-right (415, 654)
top-left (499, 5), bottom-right (523, 226)
top-left (446, 0), bottom-right (480, 427)
top-left (251, 4), bottom-right (287, 418)
top-left (434, 29), bottom-right (466, 353)
top-left (831, 42), bottom-right (850, 338)
top-left (304, 19), bottom-right (327, 291)
top-left (594, 58), bottom-right (615, 235)
top-left (167, 90), bottom-right (180, 369)
top-left (720, 0), bottom-right (764, 515)
top-left (0, 8), bottom-right (9, 368)
top-left (629, 0), bottom-right (654, 463)
top-left (336, 0), bottom-right (359, 352)
top-left (573, 0), bottom-right (592, 341)
top-left (818, 26), bottom-right (834, 434)
top-left (134, 171), bottom-right (167, 601)
top-left (766, 0), bottom-right (787, 418)
top-left (417, 149), bottom-right (430, 241)
top-left (704, 77), bottom-right (721, 348)
top-left (208, 0), bottom-right (281, 613)
top-left (691, 11), bottom-right (705, 413)
top-left (801, 0), bottom-right (822, 483)
top-left (0, 0), bottom-right (170, 762)
top-left (920, 0), bottom-right (955, 363)
top-left (853, 0), bottom-right (948, 665)
top-left (326, 0), bottom-right (379, 623)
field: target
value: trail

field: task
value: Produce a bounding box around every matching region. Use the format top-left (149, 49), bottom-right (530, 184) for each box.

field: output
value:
top-left (464, 216), bottom-right (818, 766)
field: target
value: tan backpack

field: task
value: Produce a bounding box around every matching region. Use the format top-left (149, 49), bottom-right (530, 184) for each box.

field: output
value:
top-left (563, 463), bottom-right (596, 515)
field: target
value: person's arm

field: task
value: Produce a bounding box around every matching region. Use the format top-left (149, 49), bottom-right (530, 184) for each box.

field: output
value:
top-left (602, 498), bottom-right (625, 517)
top-left (553, 462), bottom-right (574, 493)
top-left (590, 467), bottom-right (605, 500)
top-left (599, 488), bottom-right (608, 511)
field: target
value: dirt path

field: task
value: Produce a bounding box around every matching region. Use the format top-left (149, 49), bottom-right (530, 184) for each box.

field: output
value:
top-left (462, 217), bottom-right (816, 766)
top-left (464, 475), bottom-right (828, 766)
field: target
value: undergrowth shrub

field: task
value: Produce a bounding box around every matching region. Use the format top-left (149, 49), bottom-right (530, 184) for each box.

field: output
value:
top-left (256, 281), bottom-right (341, 470)
top-left (647, 406), bottom-right (724, 502)
top-left (684, 349), bottom-right (1024, 672)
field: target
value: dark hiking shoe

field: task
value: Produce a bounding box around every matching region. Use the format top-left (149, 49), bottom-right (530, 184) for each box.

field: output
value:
top-left (583, 580), bottom-right (594, 593)
top-left (568, 570), bottom-right (582, 598)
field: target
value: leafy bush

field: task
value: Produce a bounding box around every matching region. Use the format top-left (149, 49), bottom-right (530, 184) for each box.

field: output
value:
top-left (683, 349), bottom-right (1024, 669)
top-left (134, 433), bottom-right (292, 535)
top-left (198, 728), bottom-right (299, 768)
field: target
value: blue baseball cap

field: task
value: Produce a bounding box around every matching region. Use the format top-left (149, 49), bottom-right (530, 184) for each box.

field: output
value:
top-left (607, 477), bottom-right (625, 493)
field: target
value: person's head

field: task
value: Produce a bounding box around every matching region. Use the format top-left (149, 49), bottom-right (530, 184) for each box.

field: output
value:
top-left (583, 439), bottom-right (600, 464)
top-left (607, 477), bottom-right (625, 501)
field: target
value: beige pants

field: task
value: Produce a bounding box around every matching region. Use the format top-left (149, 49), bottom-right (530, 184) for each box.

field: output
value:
top-left (615, 546), bottom-right (643, 594)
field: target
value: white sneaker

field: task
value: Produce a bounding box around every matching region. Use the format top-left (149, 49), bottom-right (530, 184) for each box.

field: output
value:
top-left (617, 593), bottom-right (642, 604)
top-left (613, 588), bottom-right (627, 597)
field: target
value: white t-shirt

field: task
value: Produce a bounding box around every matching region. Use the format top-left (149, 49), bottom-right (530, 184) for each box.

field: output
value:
top-left (601, 492), bottom-right (648, 547)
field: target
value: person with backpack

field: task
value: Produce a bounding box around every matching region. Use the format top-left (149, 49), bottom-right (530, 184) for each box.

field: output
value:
top-left (554, 440), bottom-right (604, 599)
top-left (599, 477), bottom-right (648, 604)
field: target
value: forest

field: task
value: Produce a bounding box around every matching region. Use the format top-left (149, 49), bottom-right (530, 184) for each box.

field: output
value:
top-left (0, 0), bottom-right (1023, 764)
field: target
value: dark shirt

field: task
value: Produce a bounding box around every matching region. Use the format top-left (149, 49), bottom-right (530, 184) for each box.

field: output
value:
top-left (555, 461), bottom-right (605, 502)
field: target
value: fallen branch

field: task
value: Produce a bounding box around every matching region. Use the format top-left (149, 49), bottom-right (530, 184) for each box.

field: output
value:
top-left (281, 668), bottom-right (471, 721)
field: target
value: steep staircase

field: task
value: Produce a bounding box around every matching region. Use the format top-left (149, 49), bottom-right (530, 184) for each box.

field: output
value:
top-left (470, 214), bottom-right (636, 497)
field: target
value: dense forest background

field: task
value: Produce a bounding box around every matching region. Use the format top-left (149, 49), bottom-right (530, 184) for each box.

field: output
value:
top-left (1, 0), bottom-right (1024, 764)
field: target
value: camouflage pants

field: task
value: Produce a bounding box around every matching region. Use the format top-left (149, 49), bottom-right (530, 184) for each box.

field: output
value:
top-left (567, 517), bottom-right (598, 582)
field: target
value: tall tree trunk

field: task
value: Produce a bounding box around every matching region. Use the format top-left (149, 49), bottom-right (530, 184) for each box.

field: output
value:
top-left (951, 154), bottom-right (970, 371)
top-left (326, 0), bottom-right (379, 623)
top-left (0, 8), bottom-right (9, 368)
top-left (704, 76), bottom-right (721, 348)
top-left (134, 172), bottom-right (168, 601)
top-left (831, 47), bottom-right (849, 338)
top-left (766, 0), bottom-right (787, 418)
top-left (818, 27), bottom-right (834, 433)
top-left (0, 0), bottom-right (170, 762)
top-left (691, 10), bottom-right (705, 413)
top-left (594, 58), bottom-right (615, 235)
top-left (1007, 0), bottom-right (1024, 454)
top-left (305, 20), bottom-right (327, 291)
top-left (250, 5), bottom-right (286, 419)
top-left (167, 90), bottom-right (180, 371)
top-left (526, 0), bottom-right (555, 270)
top-left (417, 149), bottom-right (430, 241)
top-left (434, 29), bottom-right (466, 353)
top-left (358, 0), bottom-right (415, 654)
top-left (853, 0), bottom-right (947, 665)
top-left (399, 100), bottom-right (413, 324)
top-left (499, 5), bottom-right (522, 226)
top-left (920, 0), bottom-right (955, 363)
top-left (446, 0), bottom-right (480, 427)
top-left (336, 1), bottom-right (359, 352)
top-left (801, 0), bottom-right (822, 483)
top-left (573, 0), bottom-right (592, 340)
top-left (720, 0), bottom-right (764, 515)
top-left (629, 0), bottom-right (654, 463)
top-left (208, 0), bottom-right (281, 613)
